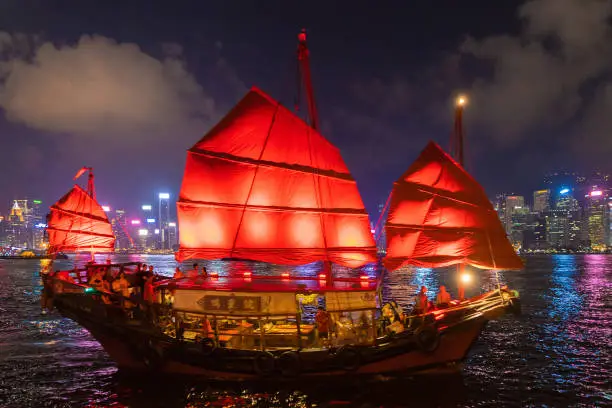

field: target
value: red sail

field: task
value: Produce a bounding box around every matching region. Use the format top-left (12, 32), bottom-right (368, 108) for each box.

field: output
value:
top-left (384, 141), bottom-right (523, 271)
top-left (47, 185), bottom-right (115, 253)
top-left (177, 87), bottom-right (376, 267)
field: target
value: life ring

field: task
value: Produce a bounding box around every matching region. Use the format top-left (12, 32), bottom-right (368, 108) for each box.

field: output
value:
top-left (414, 325), bottom-right (440, 353)
top-left (200, 337), bottom-right (216, 356)
top-left (253, 352), bottom-right (276, 376)
top-left (336, 346), bottom-right (361, 371)
top-left (277, 351), bottom-right (301, 377)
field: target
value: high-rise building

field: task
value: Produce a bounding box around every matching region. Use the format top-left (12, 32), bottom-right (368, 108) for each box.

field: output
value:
top-left (168, 222), bottom-right (178, 250)
top-left (158, 193), bottom-right (170, 249)
top-left (545, 209), bottom-right (567, 249)
top-left (585, 188), bottom-right (609, 251)
top-left (504, 195), bottom-right (525, 236)
top-left (523, 212), bottom-right (547, 250)
top-left (112, 209), bottom-right (131, 250)
top-left (533, 189), bottom-right (550, 213)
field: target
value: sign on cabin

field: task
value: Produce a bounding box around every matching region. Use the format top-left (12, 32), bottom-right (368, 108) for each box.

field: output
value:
top-left (173, 290), bottom-right (297, 315)
top-left (197, 295), bottom-right (262, 313)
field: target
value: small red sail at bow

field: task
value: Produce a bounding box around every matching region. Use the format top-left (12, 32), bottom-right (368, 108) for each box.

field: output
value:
top-left (176, 87), bottom-right (376, 267)
top-left (47, 185), bottom-right (115, 253)
top-left (384, 141), bottom-right (523, 271)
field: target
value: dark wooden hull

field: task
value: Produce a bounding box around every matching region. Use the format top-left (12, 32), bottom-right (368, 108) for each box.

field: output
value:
top-left (47, 281), bottom-right (514, 381)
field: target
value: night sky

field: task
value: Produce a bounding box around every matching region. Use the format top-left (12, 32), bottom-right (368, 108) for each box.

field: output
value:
top-left (1, 0), bottom-right (611, 219)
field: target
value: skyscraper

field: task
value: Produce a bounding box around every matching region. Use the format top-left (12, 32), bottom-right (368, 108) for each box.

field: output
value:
top-left (112, 209), bottom-right (130, 250)
top-left (504, 195), bottom-right (525, 236)
top-left (158, 193), bottom-right (170, 249)
top-left (533, 189), bottom-right (550, 213)
top-left (585, 189), bottom-right (609, 251)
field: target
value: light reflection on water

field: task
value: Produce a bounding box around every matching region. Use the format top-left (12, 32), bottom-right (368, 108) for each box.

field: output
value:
top-left (0, 254), bottom-right (611, 407)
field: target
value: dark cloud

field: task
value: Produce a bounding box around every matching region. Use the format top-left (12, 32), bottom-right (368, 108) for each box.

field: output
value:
top-left (460, 0), bottom-right (612, 146)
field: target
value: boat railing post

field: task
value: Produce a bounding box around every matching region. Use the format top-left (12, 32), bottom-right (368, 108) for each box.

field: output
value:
top-left (296, 312), bottom-right (302, 349)
top-left (258, 317), bottom-right (265, 351)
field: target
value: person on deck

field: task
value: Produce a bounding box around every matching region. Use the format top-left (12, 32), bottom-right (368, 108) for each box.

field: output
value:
top-left (187, 263), bottom-right (199, 278)
top-left (201, 266), bottom-right (208, 278)
top-left (144, 274), bottom-right (156, 303)
top-left (436, 285), bottom-right (452, 308)
top-left (112, 272), bottom-right (133, 312)
top-left (315, 306), bottom-right (330, 347)
top-left (413, 286), bottom-right (430, 315)
top-left (173, 267), bottom-right (184, 279)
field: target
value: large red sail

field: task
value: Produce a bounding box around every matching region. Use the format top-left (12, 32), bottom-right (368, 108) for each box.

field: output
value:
top-left (177, 87), bottom-right (376, 267)
top-left (47, 185), bottom-right (115, 253)
top-left (384, 141), bottom-right (523, 271)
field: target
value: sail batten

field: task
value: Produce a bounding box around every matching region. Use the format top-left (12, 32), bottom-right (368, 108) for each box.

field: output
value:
top-left (384, 141), bottom-right (523, 271)
top-left (177, 87), bottom-right (376, 267)
top-left (47, 184), bottom-right (115, 253)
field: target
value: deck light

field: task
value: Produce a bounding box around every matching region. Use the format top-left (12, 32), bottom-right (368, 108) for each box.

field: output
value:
top-left (460, 273), bottom-right (472, 284)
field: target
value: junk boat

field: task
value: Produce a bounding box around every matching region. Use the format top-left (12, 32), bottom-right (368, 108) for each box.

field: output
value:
top-left (42, 32), bottom-right (523, 380)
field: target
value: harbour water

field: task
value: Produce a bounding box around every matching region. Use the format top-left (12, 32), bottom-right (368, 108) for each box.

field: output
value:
top-left (0, 254), bottom-right (610, 407)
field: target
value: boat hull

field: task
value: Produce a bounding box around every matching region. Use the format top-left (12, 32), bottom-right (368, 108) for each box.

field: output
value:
top-left (49, 286), bottom-right (503, 381)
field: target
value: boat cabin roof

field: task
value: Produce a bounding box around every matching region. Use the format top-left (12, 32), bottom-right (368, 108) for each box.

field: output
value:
top-left (159, 276), bottom-right (377, 293)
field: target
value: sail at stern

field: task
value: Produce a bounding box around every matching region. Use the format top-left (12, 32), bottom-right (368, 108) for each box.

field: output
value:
top-left (384, 141), bottom-right (523, 271)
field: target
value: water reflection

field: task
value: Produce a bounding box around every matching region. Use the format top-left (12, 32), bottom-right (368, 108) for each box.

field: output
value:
top-left (2, 254), bottom-right (612, 406)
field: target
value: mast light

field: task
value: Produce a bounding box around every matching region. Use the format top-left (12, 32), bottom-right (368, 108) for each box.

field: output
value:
top-left (456, 95), bottom-right (467, 107)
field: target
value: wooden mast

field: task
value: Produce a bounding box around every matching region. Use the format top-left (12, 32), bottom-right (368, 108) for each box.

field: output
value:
top-left (452, 96), bottom-right (467, 299)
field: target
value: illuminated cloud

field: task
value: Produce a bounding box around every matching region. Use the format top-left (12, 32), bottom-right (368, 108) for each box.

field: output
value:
top-left (460, 0), bottom-right (612, 144)
top-left (0, 33), bottom-right (216, 139)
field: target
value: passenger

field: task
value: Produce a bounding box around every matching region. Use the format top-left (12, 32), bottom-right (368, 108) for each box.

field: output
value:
top-left (187, 263), bottom-right (199, 278)
top-left (101, 279), bottom-right (112, 305)
top-left (112, 272), bottom-right (133, 311)
top-left (173, 267), bottom-right (184, 279)
top-left (148, 265), bottom-right (155, 278)
top-left (315, 306), bottom-right (330, 347)
top-left (143, 275), bottom-right (156, 303)
top-left (88, 269), bottom-right (105, 291)
top-left (436, 285), bottom-right (452, 308)
top-left (201, 266), bottom-right (208, 278)
top-left (413, 286), bottom-right (430, 315)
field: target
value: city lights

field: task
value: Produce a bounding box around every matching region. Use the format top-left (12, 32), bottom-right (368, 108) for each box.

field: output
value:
top-left (131, 220), bottom-right (141, 225)
top-left (147, 218), bottom-right (156, 223)
top-left (169, 222), bottom-right (176, 227)
top-left (559, 188), bottom-right (570, 195)
top-left (159, 193), bottom-right (170, 199)
top-left (138, 229), bottom-right (148, 236)
top-left (590, 190), bottom-right (603, 197)
top-left (142, 205), bottom-right (152, 211)
top-left (102, 205), bottom-right (111, 212)
top-left (154, 229), bottom-right (160, 234)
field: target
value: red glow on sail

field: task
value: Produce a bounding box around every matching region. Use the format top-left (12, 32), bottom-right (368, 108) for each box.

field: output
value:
top-left (46, 185), bottom-right (115, 253)
top-left (176, 87), bottom-right (376, 267)
top-left (384, 141), bottom-right (523, 271)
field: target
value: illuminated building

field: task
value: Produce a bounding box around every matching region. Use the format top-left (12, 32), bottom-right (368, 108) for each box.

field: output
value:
top-left (510, 205), bottom-right (529, 248)
top-left (112, 209), bottom-right (131, 250)
top-left (158, 193), bottom-right (170, 249)
top-left (585, 188), bottom-right (609, 251)
top-left (533, 189), bottom-right (550, 213)
top-left (523, 212), bottom-right (547, 250)
top-left (168, 222), bottom-right (178, 250)
top-left (545, 210), bottom-right (567, 249)
top-left (504, 195), bottom-right (525, 236)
